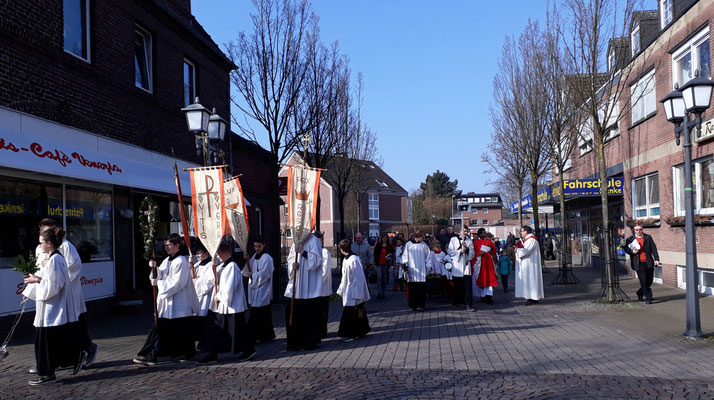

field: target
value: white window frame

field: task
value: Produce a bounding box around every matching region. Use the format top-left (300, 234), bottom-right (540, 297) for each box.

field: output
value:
top-left (672, 27), bottom-right (710, 89)
top-left (368, 192), bottom-right (379, 220)
top-left (599, 94), bottom-right (620, 142)
top-left (631, 23), bottom-right (640, 56)
top-left (577, 117), bottom-right (594, 156)
top-left (608, 50), bottom-right (615, 72)
top-left (183, 58), bottom-right (196, 107)
top-left (474, 197), bottom-right (480, 203)
top-left (369, 223), bottom-right (380, 238)
top-left (673, 157), bottom-right (714, 216)
top-left (63, 0), bottom-right (91, 62)
top-left (660, 0), bottom-right (673, 28)
top-left (632, 173), bottom-right (660, 220)
top-left (483, 219), bottom-right (489, 226)
top-left (630, 70), bottom-right (656, 124)
top-left (482, 208), bottom-right (488, 214)
top-left (492, 197), bottom-right (498, 202)
top-left (134, 25), bottom-right (153, 93)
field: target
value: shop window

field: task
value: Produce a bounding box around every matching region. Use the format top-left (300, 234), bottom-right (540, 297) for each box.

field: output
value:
top-left (673, 157), bottom-right (714, 216)
top-left (65, 185), bottom-right (113, 262)
top-left (63, 0), bottom-right (90, 61)
top-left (0, 176), bottom-right (62, 269)
top-left (632, 173), bottom-right (660, 219)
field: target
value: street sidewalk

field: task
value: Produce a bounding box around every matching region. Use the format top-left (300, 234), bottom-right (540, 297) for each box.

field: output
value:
top-left (0, 260), bottom-right (712, 399)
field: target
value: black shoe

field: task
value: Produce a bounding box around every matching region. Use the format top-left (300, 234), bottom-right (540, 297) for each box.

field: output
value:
top-left (84, 343), bottom-right (98, 367)
top-left (144, 351), bottom-right (158, 366)
top-left (637, 293), bottom-right (644, 302)
top-left (238, 350), bottom-right (257, 362)
top-left (484, 296), bottom-right (493, 304)
top-left (645, 299), bottom-right (652, 304)
top-left (177, 353), bottom-right (196, 363)
top-left (28, 374), bottom-right (56, 385)
top-left (73, 351), bottom-right (88, 375)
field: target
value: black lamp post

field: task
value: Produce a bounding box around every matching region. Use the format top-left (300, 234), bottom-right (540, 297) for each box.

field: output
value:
top-left (181, 98), bottom-right (228, 166)
top-left (659, 69), bottom-right (714, 339)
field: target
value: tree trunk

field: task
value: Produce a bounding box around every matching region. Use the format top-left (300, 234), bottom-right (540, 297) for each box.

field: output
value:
top-left (558, 167), bottom-right (569, 268)
top-left (597, 135), bottom-right (614, 302)
top-left (269, 160), bottom-right (283, 302)
top-left (518, 187), bottom-right (523, 226)
top-left (338, 192), bottom-right (346, 240)
top-left (530, 177), bottom-right (539, 238)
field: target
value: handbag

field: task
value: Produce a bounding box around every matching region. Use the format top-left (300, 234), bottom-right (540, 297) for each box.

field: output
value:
top-left (367, 266), bottom-right (378, 284)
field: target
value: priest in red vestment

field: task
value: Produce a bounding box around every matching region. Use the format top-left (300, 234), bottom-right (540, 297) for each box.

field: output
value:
top-left (472, 228), bottom-right (498, 304)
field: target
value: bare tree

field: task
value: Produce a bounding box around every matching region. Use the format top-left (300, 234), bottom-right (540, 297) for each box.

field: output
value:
top-left (560, 0), bottom-right (668, 301)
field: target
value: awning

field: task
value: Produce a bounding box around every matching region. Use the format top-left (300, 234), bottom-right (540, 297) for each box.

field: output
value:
top-left (0, 126), bottom-right (197, 194)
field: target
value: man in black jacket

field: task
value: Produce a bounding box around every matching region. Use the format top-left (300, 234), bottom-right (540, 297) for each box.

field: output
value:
top-left (624, 225), bottom-right (661, 304)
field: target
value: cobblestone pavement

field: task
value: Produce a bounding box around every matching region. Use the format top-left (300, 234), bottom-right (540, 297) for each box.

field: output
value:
top-left (2, 264), bottom-right (714, 399)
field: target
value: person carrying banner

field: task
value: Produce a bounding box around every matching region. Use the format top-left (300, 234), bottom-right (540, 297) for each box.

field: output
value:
top-left (447, 225), bottom-right (474, 310)
top-left (23, 227), bottom-right (86, 385)
top-left (34, 218), bottom-right (98, 369)
top-left (473, 228), bottom-right (499, 305)
top-left (195, 240), bottom-right (255, 363)
top-left (284, 232), bottom-right (323, 350)
top-left (133, 234), bottom-right (199, 365)
top-left (336, 239), bottom-right (371, 342)
top-left (401, 231), bottom-right (433, 311)
top-left (242, 236), bottom-right (275, 343)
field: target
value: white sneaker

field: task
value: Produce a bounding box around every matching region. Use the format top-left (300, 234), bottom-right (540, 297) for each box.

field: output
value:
top-left (341, 338), bottom-right (354, 343)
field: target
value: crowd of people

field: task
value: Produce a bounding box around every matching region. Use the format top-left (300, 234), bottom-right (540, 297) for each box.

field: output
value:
top-left (19, 219), bottom-right (546, 385)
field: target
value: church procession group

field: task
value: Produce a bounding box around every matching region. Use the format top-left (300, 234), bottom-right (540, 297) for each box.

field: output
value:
top-left (15, 163), bottom-right (544, 386)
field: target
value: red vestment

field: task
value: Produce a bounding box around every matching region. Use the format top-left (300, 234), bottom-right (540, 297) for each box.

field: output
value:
top-left (473, 238), bottom-right (499, 288)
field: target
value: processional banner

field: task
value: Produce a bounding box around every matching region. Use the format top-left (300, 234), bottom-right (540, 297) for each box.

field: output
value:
top-left (287, 165), bottom-right (321, 243)
top-left (224, 176), bottom-right (250, 253)
top-left (189, 166), bottom-right (227, 256)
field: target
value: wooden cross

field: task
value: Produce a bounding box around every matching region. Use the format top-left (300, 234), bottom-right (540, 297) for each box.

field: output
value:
top-left (198, 175), bottom-right (218, 215)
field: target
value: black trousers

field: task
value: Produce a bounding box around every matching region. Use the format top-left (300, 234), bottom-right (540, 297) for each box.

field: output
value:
top-left (284, 298), bottom-right (320, 350)
top-left (464, 274), bottom-right (473, 307)
top-left (35, 324), bottom-right (82, 376)
top-left (501, 274), bottom-right (510, 292)
top-left (407, 282), bottom-right (427, 309)
top-left (452, 276), bottom-right (465, 305)
top-left (338, 302), bottom-right (370, 339)
top-left (636, 264), bottom-right (654, 301)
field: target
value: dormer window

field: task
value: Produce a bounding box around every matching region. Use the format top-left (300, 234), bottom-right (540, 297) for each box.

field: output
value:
top-left (608, 50), bottom-right (616, 72)
top-left (631, 23), bottom-right (640, 56)
top-left (660, 0), bottom-right (673, 28)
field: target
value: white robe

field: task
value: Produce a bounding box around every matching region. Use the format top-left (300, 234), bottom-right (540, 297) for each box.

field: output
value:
top-left (337, 255), bottom-right (371, 306)
top-left (284, 234), bottom-right (323, 299)
top-left (193, 259), bottom-right (215, 316)
top-left (401, 241), bottom-right (433, 283)
top-left (320, 248), bottom-right (337, 297)
top-left (153, 255), bottom-right (199, 319)
top-left (23, 252), bottom-right (80, 327)
top-left (447, 236), bottom-right (474, 277)
top-left (211, 259), bottom-right (248, 314)
top-left (515, 235), bottom-right (545, 300)
top-left (36, 240), bottom-right (85, 314)
top-left (242, 253), bottom-right (274, 307)
top-left (430, 251), bottom-right (451, 277)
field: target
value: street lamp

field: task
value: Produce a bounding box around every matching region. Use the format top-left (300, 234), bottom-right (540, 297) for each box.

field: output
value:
top-left (659, 69), bottom-right (714, 339)
top-left (181, 97), bottom-right (228, 166)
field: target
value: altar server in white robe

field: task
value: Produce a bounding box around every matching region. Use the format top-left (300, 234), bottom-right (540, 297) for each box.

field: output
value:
top-left (197, 240), bottom-right (255, 363)
top-left (36, 218), bottom-right (97, 367)
top-left (448, 227), bottom-right (474, 308)
top-left (317, 232), bottom-right (336, 339)
top-left (515, 225), bottom-right (544, 306)
top-left (134, 234), bottom-right (199, 365)
top-left (192, 243), bottom-right (214, 342)
top-left (336, 239), bottom-right (371, 342)
top-left (24, 227), bottom-right (85, 385)
top-left (401, 231), bottom-right (433, 311)
top-left (243, 236), bottom-right (275, 343)
top-left (284, 232), bottom-right (323, 350)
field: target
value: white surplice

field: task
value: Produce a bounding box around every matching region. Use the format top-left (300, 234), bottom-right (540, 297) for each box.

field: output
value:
top-left (23, 252), bottom-right (79, 327)
top-left (243, 253), bottom-right (274, 307)
top-left (284, 234), bottom-right (323, 299)
top-left (320, 248), bottom-right (337, 297)
top-left (430, 251), bottom-right (451, 277)
top-left (336, 255), bottom-right (371, 306)
top-left (36, 240), bottom-right (85, 315)
top-left (515, 234), bottom-right (544, 300)
top-left (401, 241), bottom-right (433, 283)
top-left (153, 255), bottom-right (199, 319)
top-left (193, 259), bottom-right (215, 316)
top-left (447, 236), bottom-right (474, 277)
top-left (210, 259), bottom-right (247, 314)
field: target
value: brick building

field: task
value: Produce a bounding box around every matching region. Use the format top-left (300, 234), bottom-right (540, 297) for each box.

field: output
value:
top-left (0, 0), bottom-right (279, 322)
top-left (543, 0), bottom-right (714, 292)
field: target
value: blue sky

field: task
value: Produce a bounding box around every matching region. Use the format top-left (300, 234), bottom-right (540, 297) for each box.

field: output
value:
top-left (192, 0), bottom-right (655, 194)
